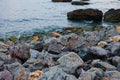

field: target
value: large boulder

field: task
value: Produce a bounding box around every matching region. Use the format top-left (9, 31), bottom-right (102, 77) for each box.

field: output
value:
top-left (104, 9), bottom-right (120, 22)
top-left (57, 52), bottom-right (84, 74)
top-left (52, 0), bottom-right (72, 2)
top-left (67, 9), bottom-right (103, 21)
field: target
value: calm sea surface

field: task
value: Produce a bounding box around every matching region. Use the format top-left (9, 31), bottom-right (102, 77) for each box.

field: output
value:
top-left (0, 0), bottom-right (120, 37)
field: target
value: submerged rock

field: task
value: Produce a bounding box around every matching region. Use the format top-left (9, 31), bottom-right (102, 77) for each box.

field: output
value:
top-left (67, 9), bottom-right (103, 21)
top-left (104, 9), bottom-right (120, 22)
top-left (71, 1), bottom-right (90, 5)
top-left (58, 52), bottom-right (84, 74)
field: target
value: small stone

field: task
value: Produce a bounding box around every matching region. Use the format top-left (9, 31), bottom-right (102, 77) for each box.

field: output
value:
top-left (29, 70), bottom-right (43, 80)
top-left (51, 32), bottom-right (61, 37)
top-left (71, 1), bottom-right (90, 5)
top-left (117, 63), bottom-right (120, 71)
top-left (97, 41), bottom-right (108, 48)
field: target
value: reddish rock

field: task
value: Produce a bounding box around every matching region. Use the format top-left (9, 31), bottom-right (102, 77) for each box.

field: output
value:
top-left (0, 70), bottom-right (13, 80)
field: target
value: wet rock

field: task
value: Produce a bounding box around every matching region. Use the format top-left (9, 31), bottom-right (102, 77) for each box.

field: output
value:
top-left (104, 71), bottom-right (120, 79)
top-left (4, 62), bottom-right (30, 80)
top-left (92, 60), bottom-right (116, 71)
top-left (104, 9), bottom-right (120, 22)
top-left (0, 70), bottom-right (13, 80)
top-left (30, 41), bottom-right (43, 52)
top-left (112, 56), bottom-right (120, 66)
top-left (39, 66), bottom-right (78, 80)
top-left (58, 52), bottom-right (84, 74)
top-left (29, 70), bottom-right (43, 80)
top-left (47, 39), bottom-right (63, 54)
top-left (23, 59), bottom-right (47, 71)
top-left (71, 1), bottom-right (90, 5)
top-left (8, 36), bottom-right (19, 43)
top-left (79, 68), bottom-right (103, 80)
top-left (105, 42), bottom-right (120, 56)
top-left (6, 43), bottom-right (30, 63)
top-left (67, 9), bottom-right (103, 21)
top-left (52, 0), bottom-right (72, 2)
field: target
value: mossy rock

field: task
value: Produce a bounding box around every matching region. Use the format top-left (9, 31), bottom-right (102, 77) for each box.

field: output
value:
top-left (8, 36), bottom-right (19, 43)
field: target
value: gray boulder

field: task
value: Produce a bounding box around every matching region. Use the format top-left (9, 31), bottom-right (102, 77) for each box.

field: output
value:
top-left (58, 52), bottom-right (84, 74)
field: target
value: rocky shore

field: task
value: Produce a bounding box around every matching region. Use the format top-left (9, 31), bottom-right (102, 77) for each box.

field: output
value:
top-left (0, 25), bottom-right (120, 80)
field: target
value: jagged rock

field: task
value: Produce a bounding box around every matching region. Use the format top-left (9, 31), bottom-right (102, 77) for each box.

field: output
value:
top-left (112, 56), bottom-right (120, 66)
top-left (92, 60), bottom-right (116, 71)
top-left (52, 0), bottom-right (72, 2)
top-left (29, 70), bottom-right (43, 80)
top-left (104, 71), bottom-right (120, 79)
top-left (58, 52), bottom-right (84, 74)
top-left (71, 1), bottom-right (90, 5)
top-left (0, 70), bottom-right (13, 80)
top-left (104, 9), bottom-right (120, 22)
top-left (67, 9), bottom-right (103, 21)
top-left (30, 49), bottom-right (41, 59)
top-left (23, 59), bottom-right (47, 71)
top-left (6, 43), bottom-right (30, 63)
top-left (4, 62), bottom-right (30, 80)
top-left (79, 68), bottom-right (103, 80)
top-left (47, 39), bottom-right (63, 54)
top-left (30, 41), bottom-right (43, 52)
top-left (39, 66), bottom-right (78, 80)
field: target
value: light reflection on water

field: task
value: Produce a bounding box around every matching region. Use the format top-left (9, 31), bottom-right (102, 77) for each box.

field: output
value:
top-left (0, 0), bottom-right (120, 37)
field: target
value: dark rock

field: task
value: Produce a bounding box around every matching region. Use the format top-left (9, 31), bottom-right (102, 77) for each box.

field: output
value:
top-left (52, 0), bottom-right (72, 2)
top-left (71, 1), bottom-right (90, 5)
top-left (0, 70), bottom-right (13, 80)
top-left (112, 56), bottom-right (120, 66)
top-left (47, 39), bottom-right (63, 54)
top-left (4, 62), bottom-right (30, 80)
top-left (92, 60), bottom-right (116, 71)
top-left (117, 63), bottom-right (120, 71)
top-left (67, 9), bottom-right (103, 21)
top-left (6, 43), bottom-right (30, 63)
top-left (23, 59), bottom-right (47, 71)
top-left (104, 71), bottom-right (120, 79)
top-left (83, 46), bottom-right (108, 61)
top-left (104, 9), bottom-right (120, 22)
top-left (57, 52), bottom-right (84, 74)
top-left (39, 66), bottom-right (78, 80)
top-left (79, 68), bottom-right (103, 80)
top-left (30, 41), bottom-right (43, 52)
